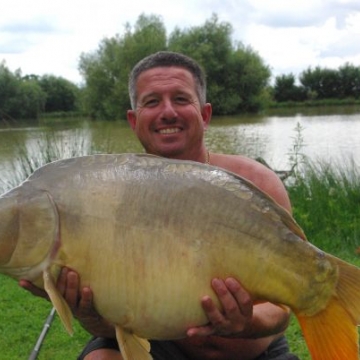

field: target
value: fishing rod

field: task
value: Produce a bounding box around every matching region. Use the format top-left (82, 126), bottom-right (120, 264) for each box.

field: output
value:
top-left (28, 307), bottom-right (56, 360)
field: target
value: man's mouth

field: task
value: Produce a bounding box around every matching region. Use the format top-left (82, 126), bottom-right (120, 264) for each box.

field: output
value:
top-left (157, 127), bottom-right (181, 134)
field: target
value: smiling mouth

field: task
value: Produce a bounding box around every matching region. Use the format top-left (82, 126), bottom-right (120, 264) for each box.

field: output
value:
top-left (158, 128), bottom-right (181, 134)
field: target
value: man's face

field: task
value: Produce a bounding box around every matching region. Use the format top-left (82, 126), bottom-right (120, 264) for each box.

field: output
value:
top-left (127, 66), bottom-right (212, 160)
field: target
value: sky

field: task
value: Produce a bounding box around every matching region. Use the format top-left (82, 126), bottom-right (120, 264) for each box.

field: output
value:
top-left (1, 0), bottom-right (360, 85)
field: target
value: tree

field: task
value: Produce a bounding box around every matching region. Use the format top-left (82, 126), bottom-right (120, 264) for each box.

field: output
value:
top-left (273, 74), bottom-right (306, 102)
top-left (38, 75), bottom-right (79, 112)
top-left (338, 63), bottom-right (360, 99)
top-left (320, 68), bottom-right (340, 99)
top-left (79, 13), bottom-right (271, 118)
top-left (14, 79), bottom-right (46, 119)
top-left (227, 43), bottom-right (271, 112)
top-left (0, 61), bottom-right (17, 118)
top-left (0, 62), bottom-right (45, 120)
top-left (168, 15), bottom-right (271, 114)
top-left (79, 14), bottom-right (167, 120)
top-left (300, 67), bottom-right (340, 99)
top-left (168, 14), bottom-right (234, 114)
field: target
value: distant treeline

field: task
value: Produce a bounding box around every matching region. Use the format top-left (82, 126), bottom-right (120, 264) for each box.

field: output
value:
top-left (0, 68), bottom-right (81, 121)
top-left (1, 14), bottom-right (360, 121)
top-left (272, 64), bottom-right (360, 103)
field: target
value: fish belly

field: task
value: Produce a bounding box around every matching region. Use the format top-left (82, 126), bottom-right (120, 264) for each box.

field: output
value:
top-left (48, 155), bottom-right (336, 339)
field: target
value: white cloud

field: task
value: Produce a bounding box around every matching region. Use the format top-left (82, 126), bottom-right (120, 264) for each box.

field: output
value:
top-left (1, 0), bottom-right (359, 84)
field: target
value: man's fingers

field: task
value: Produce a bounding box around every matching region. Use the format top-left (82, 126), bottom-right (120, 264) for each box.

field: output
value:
top-left (18, 279), bottom-right (49, 299)
top-left (225, 277), bottom-right (253, 318)
top-left (77, 287), bottom-right (94, 314)
top-left (187, 323), bottom-right (214, 337)
top-left (187, 278), bottom-right (254, 338)
top-left (64, 270), bottom-right (81, 309)
top-left (201, 293), bottom-right (228, 329)
top-left (56, 267), bottom-right (68, 295)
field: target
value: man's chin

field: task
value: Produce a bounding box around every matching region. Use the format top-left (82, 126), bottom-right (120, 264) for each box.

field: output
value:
top-left (152, 148), bottom-right (185, 159)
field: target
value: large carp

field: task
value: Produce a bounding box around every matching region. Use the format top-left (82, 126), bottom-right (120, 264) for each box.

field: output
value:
top-left (0, 153), bottom-right (360, 360)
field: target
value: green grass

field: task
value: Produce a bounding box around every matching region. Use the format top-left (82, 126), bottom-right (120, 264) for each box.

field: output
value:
top-left (269, 97), bottom-right (360, 109)
top-left (0, 275), bottom-right (91, 359)
top-left (287, 158), bottom-right (360, 253)
top-left (284, 158), bottom-right (360, 359)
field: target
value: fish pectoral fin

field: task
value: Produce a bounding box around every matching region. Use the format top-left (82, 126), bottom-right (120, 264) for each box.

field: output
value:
top-left (43, 269), bottom-right (73, 335)
top-left (115, 326), bottom-right (152, 360)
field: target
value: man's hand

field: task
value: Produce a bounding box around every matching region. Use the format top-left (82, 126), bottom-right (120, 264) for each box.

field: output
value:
top-left (187, 277), bottom-right (254, 338)
top-left (60, 269), bottom-right (116, 337)
top-left (19, 279), bottom-right (49, 299)
top-left (19, 268), bottom-right (116, 338)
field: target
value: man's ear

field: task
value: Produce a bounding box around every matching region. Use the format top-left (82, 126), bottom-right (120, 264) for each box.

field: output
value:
top-left (202, 103), bottom-right (212, 130)
top-left (127, 110), bottom-right (137, 130)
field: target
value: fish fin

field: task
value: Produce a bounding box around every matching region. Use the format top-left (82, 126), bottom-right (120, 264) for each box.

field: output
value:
top-left (296, 256), bottom-right (360, 360)
top-left (296, 297), bottom-right (359, 360)
top-left (43, 269), bottom-right (73, 335)
top-left (115, 326), bottom-right (152, 360)
top-left (279, 211), bottom-right (307, 241)
top-left (334, 256), bottom-right (360, 324)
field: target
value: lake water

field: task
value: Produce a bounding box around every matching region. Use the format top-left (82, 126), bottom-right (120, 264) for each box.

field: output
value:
top-left (1, 107), bottom-right (359, 193)
top-left (206, 111), bottom-right (360, 169)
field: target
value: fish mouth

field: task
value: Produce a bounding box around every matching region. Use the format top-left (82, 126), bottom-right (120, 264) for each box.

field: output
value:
top-left (0, 188), bottom-right (60, 281)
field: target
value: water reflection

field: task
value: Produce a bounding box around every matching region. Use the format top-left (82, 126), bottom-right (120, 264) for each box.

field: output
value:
top-left (206, 121), bottom-right (270, 160)
top-left (207, 113), bottom-right (360, 170)
top-left (0, 110), bottom-right (359, 194)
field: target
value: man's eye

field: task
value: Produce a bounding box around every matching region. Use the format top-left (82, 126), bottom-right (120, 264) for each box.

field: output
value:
top-left (144, 99), bottom-right (158, 107)
top-left (175, 96), bottom-right (189, 104)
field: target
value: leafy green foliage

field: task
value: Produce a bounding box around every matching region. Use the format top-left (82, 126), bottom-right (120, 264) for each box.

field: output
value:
top-left (169, 14), bottom-right (271, 114)
top-left (300, 64), bottom-right (360, 100)
top-left (338, 63), bottom-right (360, 98)
top-left (272, 63), bottom-right (360, 103)
top-left (0, 62), bottom-right (46, 119)
top-left (287, 159), bottom-right (360, 253)
top-left (79, 14), bottom-right (167, 120)
top-left (273, 74), bottom-right (307, 102)
top-left (79, 14), bottom-right (271, 118)
top-left (38, 75), bottom-right (80, 112)
top-left (285, 122), bottom-right (360, 253)
top-left (300, 67), bottom-right (339, 99)
top-left (0, 62), bottom-right (81, 120)
top-left (4, 13), bottom-right (360, 119)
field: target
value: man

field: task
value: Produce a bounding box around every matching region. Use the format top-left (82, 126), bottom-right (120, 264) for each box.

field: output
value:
top-left (21, 51), bottom-right (298, 360)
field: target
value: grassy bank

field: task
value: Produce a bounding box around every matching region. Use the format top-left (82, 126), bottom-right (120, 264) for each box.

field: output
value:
top-left (288, 158), bottom-right (360, 256)
top-left (284, 159), bottom-right (360, 359)
top-left (269, 98), bottom-right (360, 109)
top-left (0, 275), bottom-right (90, 359)
top-left (0, 140), bottom-right (359, 358)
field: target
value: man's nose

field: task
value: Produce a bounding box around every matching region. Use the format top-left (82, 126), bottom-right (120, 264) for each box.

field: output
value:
top-left (161, 99), bottom-right (177, 120)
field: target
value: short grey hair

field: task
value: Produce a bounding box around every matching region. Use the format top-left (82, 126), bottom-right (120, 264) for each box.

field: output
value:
top-left (128, 51), bottom-right (207, 109)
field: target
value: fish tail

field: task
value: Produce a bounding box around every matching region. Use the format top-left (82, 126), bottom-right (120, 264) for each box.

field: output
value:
top-left (296, 257), bottom-right (360, 360)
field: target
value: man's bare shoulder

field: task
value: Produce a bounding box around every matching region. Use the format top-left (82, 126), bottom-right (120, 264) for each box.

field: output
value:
top-left (209, 153), bottom-right (271, 180)
top-left (210, 153), bottom-right (291, 212)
